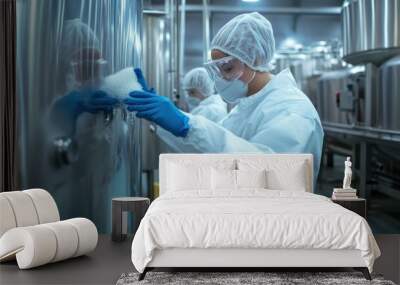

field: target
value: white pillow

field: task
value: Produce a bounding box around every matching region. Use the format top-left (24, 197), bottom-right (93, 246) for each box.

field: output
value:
top-left (167, 163), bottom-right (211, 191)
top-left (236, 169), bottom-right (267, 189)
top-left (238, 159), bottom-right (308, 191)
top-left (212, 169), bottom-right (267, 191)
top-left (266, 162), bottom-right (307, 191)
top-left (212, 169), bottom-right (237, 190)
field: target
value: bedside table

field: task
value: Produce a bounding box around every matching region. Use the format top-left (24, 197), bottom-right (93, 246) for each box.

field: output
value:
top-left (332, 198), bottom-right (366, 218)
top-left (112, 197), bottom-right (150, 242)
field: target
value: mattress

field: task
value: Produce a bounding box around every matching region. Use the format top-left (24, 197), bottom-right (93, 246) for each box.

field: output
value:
top-left (131, 190), bottom-right (380, 273)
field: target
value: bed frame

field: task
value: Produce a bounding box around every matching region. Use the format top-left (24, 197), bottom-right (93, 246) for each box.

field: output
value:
top-left (139, 248), bottom-right (370, 280)
top-left (139, 154), bottom-right (372, 281)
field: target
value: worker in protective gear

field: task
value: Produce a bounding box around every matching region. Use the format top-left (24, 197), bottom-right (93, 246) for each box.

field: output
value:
top-left (51, 18), bottom-right (118, 136)
top-left (182, 67), bottom-right (227, 122)
top-left (124, 12), bottom-right (324, 179)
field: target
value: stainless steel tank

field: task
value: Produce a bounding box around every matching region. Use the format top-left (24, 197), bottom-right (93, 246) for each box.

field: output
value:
top-left (342, 0), bottom-right (400, 65)
top-left (317, 70), bottom-right (349, 124)
top-left (274, 42), bottom-right (347, 104)
top-left (290, 56), bottom-right (315, 91)
top-left (316, 67), bottom-right (365, 125)
top-left (273, 52), bottom-right (316, 95)
top-left (379, 56), bottom-right (400, 130)
top-left (141, 13), bottom-right (169, 172)
top-left (141, 11), bottom-right (177, 173)
top-left (15, 0), bottom-right (143, 233)
top-left (305, 75), bottom-right (322, 108)
top-left (273, 53), bottom-right (294, 73)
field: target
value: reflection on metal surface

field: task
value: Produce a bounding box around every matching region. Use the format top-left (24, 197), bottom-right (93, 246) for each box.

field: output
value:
top-left (16, 0), bottom-right (142, 233)
top-left (316, 67), bottom-right (365, 126)
top-left (317, 70), bottom-right (350, 125)
top-left (379, 56), bottom-right (400, 131)
top-left (53, 137), bottom-right (79, 166)
top-left (342, 0), bottom-right (400, 65)
top-left (364, 63), bottom-right (379, 127)
top-left (141, 11), bottom-right (175, 171)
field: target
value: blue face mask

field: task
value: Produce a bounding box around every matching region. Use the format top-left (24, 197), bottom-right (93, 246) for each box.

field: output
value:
top-left (214, 71), bottom-right (256, 104)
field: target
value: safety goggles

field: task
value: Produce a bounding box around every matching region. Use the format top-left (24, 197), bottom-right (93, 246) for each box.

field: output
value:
top-left (184, 88), bottom-right (205, 99)
top-left (71, 59), bottom-right (107, 82)
top-left (204, 56), bottom-right (245, 81)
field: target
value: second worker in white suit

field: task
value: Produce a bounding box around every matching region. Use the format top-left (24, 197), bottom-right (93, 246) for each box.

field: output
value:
top-left (157, 67), bottom-right (228, 152)
top-left (182, 67), bottom-right (227, 122)
top-left (124, 12), bottom-right (324, 179)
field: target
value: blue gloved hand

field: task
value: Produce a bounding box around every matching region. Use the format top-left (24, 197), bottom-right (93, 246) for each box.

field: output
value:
top-left (124, 90), bottom-right (190, 137)
top-left (134, 68), bottom-right (154, 93)
top-left (124, 68), bottom-right (189, 137)
top-left (77, 89), bottom-right (119, 114)
top-left (58, 89), bottom-right (118, 117)
top-left (51, 89), bottom-right (118, 136)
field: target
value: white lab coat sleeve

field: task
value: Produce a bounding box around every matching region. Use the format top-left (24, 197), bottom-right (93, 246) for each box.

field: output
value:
top-left (156, 114), bottom-right (259, 153)
top-left (156, 126), bottom-right (201, 153)
top-left (182, 112), bottom-right (318, 154)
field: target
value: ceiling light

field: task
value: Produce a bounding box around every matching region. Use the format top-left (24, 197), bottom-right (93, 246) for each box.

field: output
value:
top-left (282, 37), bottom-right (298, 49)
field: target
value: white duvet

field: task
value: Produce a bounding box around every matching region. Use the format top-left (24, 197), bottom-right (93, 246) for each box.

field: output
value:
top-left (131, 190), bottom-right (380, 273)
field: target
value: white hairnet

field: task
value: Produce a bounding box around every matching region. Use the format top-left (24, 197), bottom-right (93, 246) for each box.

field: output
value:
top-left (211, 12), bottom-right (275, 72)
top-left (61, 18), bottom-right (100, 63)
top-left (182, 67), bottom-right (214, 97)
top-left (59, 19), bottom-right (101, 91)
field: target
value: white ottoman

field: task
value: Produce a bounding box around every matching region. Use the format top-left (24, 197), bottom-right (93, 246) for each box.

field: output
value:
top-left (0, 189), bottom-right (98, 269)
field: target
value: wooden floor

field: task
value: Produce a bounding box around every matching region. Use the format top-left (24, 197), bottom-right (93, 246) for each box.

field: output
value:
top-left (0, 235), bottom-right (399, 285)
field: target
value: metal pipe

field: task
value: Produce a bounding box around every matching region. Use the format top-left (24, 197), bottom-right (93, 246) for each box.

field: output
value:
top-left (174, 0), bottom-right (179, 100)
top-left (165, 0), bottom-right (177, 100)
top-left (178, 0), bottom-right (186, 98)
top-left (326, 145), bottom-right (353, 156)
top-left (323, 122), bottom-right (400, 143)
top-left (150, 4), bottom-right (341, 15)
top-left (359, 142), bottom-right (370, 198)
top-left (364, 63), bottom-right (379, 127)
top-left (202, 0), bottom-right (210, 62)
top-left (143, 10), bottom-right (167, 15)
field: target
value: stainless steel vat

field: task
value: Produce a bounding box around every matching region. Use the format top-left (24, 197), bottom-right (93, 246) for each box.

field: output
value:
top-left (290, 56), bottom-right (316, 90)
top-left (317, 70), bottom-right (349, 124)
top-left (273, 42), bottom-right (347, 103)
top-left (379, 56), bottom-right (400, 130)
top-left (342, 0), bottom-right (400, 65)
top-left (273, 52), bottom-right (316, 95)
top-left (16, 0), bottom-right (143, 233)
top-left (316, 67), bottom-right (365, 125)
top-left (141, 11), bottom-right (177, 172)
top-left (305, 74), bottom-right (322, 108)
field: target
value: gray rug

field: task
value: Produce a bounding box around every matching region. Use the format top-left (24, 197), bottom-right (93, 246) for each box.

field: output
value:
top-left (116, 271), bottom-right (396, 285)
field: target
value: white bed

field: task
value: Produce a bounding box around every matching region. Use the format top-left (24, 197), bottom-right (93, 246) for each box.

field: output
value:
top-left (131, 154), bottom-right (380, 280)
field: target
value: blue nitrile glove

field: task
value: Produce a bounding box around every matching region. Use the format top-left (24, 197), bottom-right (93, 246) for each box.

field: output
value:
top-left (51, 89), bottom-right (118, 136)
top-left (124, 68), bottom-right (189, 137)
top-left (134, 68), bottom-right (154, 93)
top-left (57, 89), bottom-right (118, 118)
top-left (124, 90), bottom-right (190, 137)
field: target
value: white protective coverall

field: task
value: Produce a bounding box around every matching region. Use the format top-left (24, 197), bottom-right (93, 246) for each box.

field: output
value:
top-left (157, 68), bottom-right (324, 179)
top-left (189, 94), bottom-right (227, 123)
